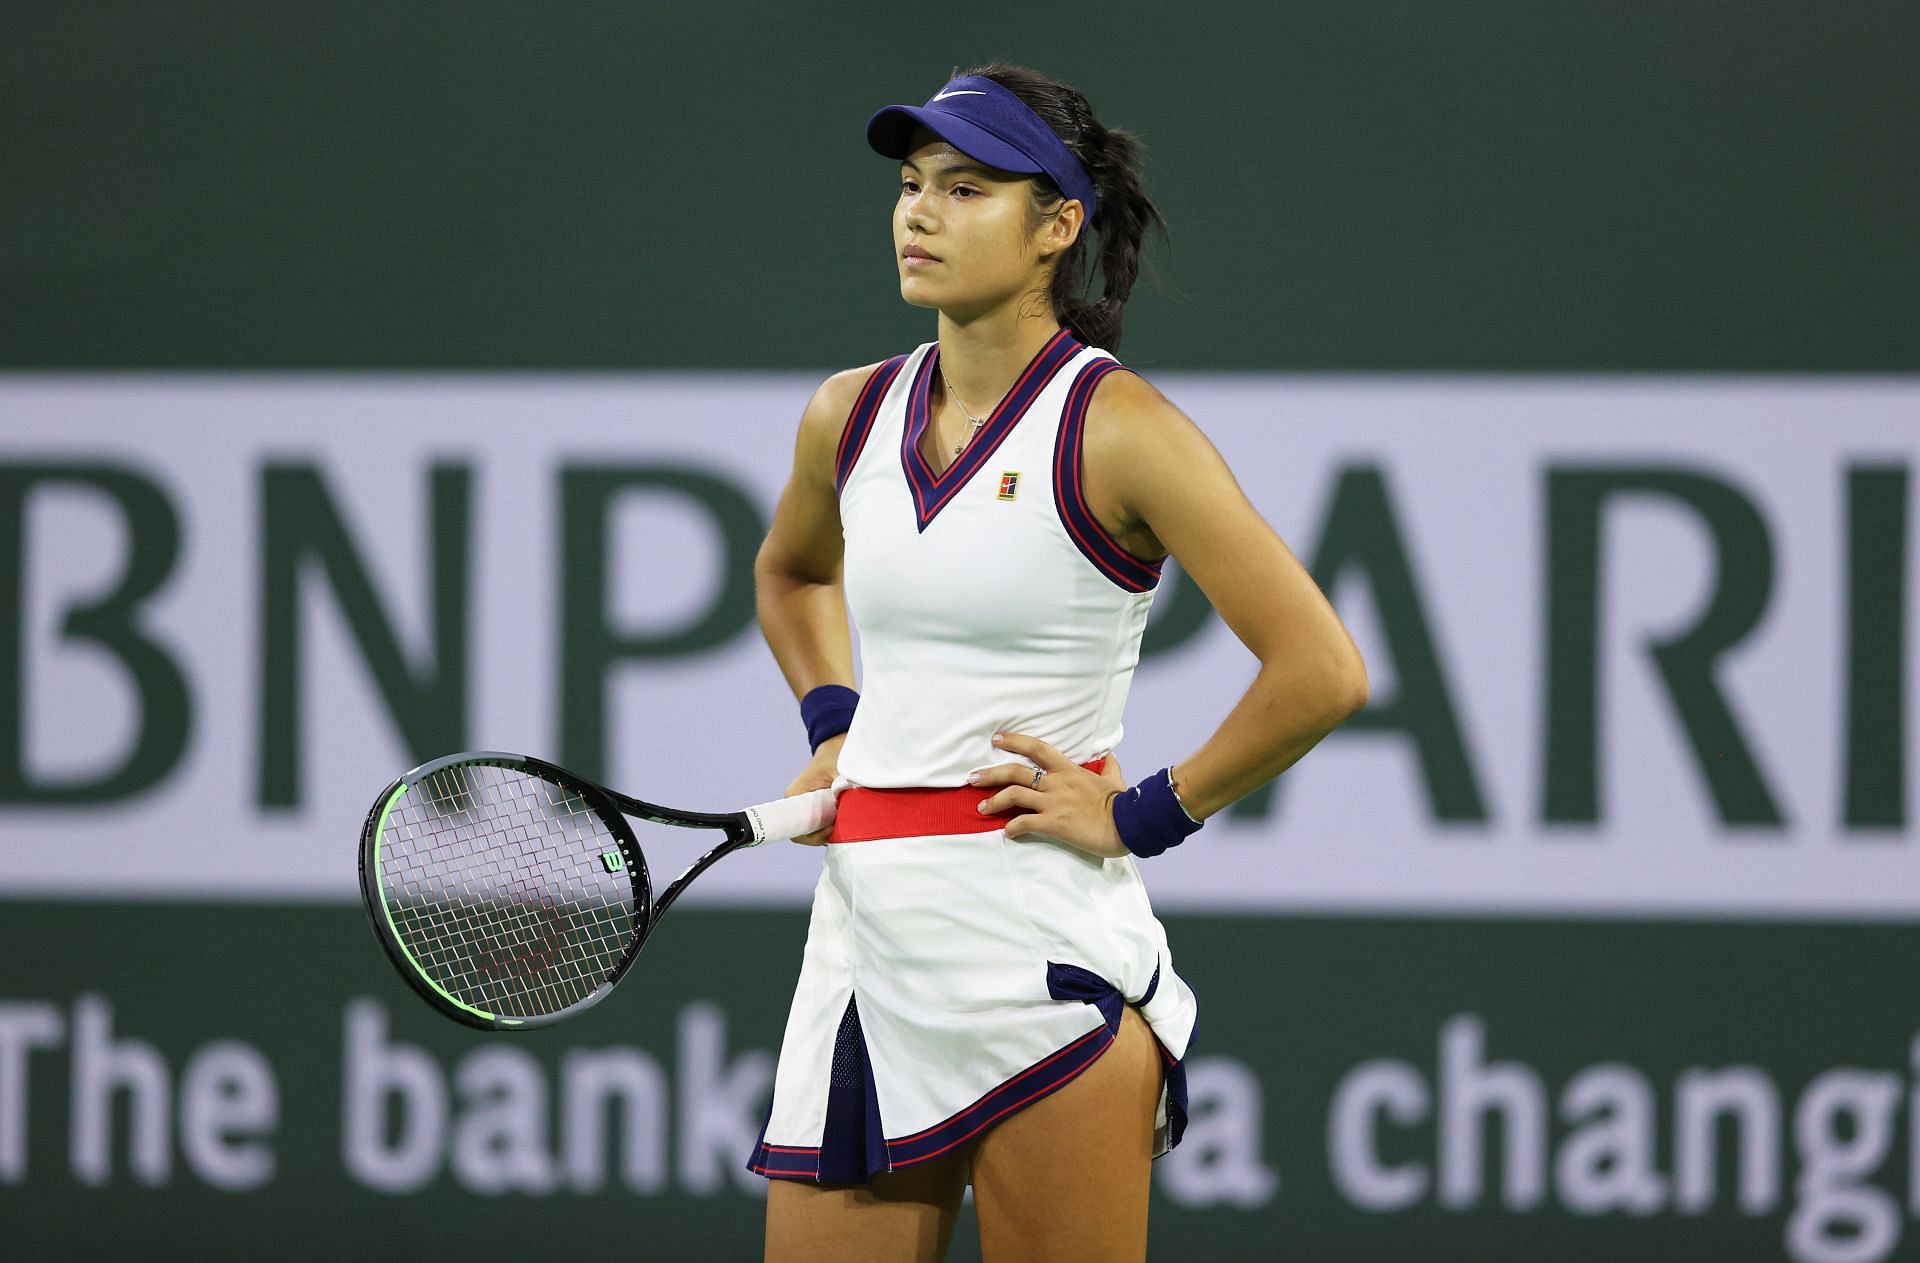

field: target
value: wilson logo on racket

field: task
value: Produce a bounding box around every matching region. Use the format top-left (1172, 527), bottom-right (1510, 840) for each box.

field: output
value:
top-left (600, 850), bottom-right (625, 873)
top-left (998, 471), bottom-right (1020, 500)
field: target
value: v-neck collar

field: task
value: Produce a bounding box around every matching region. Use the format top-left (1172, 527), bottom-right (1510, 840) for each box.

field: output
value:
top-left (901, 327), bottom-right (1082, 533)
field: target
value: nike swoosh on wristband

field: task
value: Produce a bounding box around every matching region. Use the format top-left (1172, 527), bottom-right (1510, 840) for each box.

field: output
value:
top-left (932, 90), bottom-right (988, 101)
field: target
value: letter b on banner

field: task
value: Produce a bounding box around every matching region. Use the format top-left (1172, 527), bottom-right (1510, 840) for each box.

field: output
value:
top-left (0, 464), bottom-right (189, 803)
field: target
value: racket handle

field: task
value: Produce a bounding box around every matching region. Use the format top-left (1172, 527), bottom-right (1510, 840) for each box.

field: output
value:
top-left (742, 787), bottom-right (838, 844)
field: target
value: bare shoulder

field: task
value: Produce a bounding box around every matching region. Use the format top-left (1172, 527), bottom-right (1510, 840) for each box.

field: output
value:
top-left (798, 361), bottom-right (889, 447)
top-left (788, 360), bottom-right (892, 489)
top-left (1083, 367), bottom-right (1218, 463)
top-left (1079, 365), bottom-right (1234, 523)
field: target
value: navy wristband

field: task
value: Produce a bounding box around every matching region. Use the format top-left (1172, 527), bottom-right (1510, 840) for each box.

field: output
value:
top-left (1110, 767), bottom-right (1205, 859)
top-left (800, 685), bottom-right (859, 752)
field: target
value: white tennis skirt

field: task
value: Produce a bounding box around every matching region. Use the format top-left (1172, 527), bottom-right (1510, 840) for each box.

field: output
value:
top-left (747, 825), bottom-right (1199, 1183)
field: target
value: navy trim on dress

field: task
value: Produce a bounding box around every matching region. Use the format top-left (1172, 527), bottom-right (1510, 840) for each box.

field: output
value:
top-left (748, 1022), bottom-right (1112, 1179)
top-left (835, 355), bottom-right (910, 495)
top-left (746, 964), bottom-right (1193, 1181)
top-left (816, 997), bottom-right (889, 1182)
top-left (900, 327), bottom-right (1082, 532)
top-left (883, 1018), bottom-right (1113, 1167)
top-left (1165, 1059), bottom-right (1190, 1150)
top-left (1138, 960), bottom-right (1162, 1009)
top-left (1051, 358), bottom-right (1166, 592)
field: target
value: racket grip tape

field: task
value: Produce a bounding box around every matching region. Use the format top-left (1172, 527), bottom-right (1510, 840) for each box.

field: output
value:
top-left (742, 787), bottom-right (838, 844)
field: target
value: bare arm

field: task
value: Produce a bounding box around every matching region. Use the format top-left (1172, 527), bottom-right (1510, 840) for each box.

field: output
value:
top-left (1083, 370), bottom-right (1370, 819)
top-left (754, 366), bottom-right (881, 823)
top-left (754, 365), bottom-right (878, 701)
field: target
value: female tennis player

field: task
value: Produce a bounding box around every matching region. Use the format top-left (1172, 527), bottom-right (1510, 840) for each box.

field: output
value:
top-left (751, 64), bottom-right (1369, 1262)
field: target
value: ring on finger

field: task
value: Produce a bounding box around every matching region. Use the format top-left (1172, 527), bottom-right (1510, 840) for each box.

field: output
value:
top-left (1031, 768), bottom-right (1046, 790)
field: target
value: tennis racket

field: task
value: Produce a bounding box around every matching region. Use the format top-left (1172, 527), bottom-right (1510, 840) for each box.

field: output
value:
top-left (357, 750), bottom-right (836, 1032)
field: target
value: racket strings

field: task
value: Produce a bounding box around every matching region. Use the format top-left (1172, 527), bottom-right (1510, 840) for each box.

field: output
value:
top-left (376, 762), bottom-right (641, 1018)
top-left (397, 769), bottom-right (625, 1017)
top-left (440, 767), bottom-right (629, 1017)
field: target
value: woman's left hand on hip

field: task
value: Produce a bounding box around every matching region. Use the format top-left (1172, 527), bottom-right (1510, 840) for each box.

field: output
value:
top-left (969, 732), bottom-right (1129, 859)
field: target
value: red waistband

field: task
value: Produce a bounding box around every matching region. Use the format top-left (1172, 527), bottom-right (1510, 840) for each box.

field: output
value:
top-left (830, 758), bottom-right (1109, 844)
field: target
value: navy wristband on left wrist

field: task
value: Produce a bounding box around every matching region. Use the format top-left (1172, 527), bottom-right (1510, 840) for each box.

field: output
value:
top-left (1110, 767), bottom-right (1205, 858)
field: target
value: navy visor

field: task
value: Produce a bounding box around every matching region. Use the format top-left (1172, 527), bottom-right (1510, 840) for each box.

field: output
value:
top-left (867, 75), bottom-right (1098, 222)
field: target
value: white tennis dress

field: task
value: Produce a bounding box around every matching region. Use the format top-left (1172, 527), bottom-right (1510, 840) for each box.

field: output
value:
top-left (748, 328), bottom-right (1201, 1183)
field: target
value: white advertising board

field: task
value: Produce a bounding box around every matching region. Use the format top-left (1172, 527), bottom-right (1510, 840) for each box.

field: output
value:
top-left (0, 374), bottom-right (1912, 915)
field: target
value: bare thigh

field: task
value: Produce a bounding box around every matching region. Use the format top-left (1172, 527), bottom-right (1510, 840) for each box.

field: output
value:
top-left (969, 1005), bottom-right (1164, 1263)
top-left (763, 1148), bottom-right (972, 1263)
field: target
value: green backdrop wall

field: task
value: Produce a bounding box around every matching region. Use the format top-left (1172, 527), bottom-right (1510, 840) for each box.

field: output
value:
top-left (8, 905), bottom-right (1915, 1263)
top-left (4, 1), bottom-right (1916, 371)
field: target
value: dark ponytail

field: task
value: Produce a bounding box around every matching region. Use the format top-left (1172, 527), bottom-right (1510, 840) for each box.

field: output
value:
top-left (955, 63), bottom-right (1167, 353)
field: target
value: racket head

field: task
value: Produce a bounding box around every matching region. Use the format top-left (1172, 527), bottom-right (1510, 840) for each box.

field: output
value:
top-left (357, 751), bottom-right (651, 1032)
